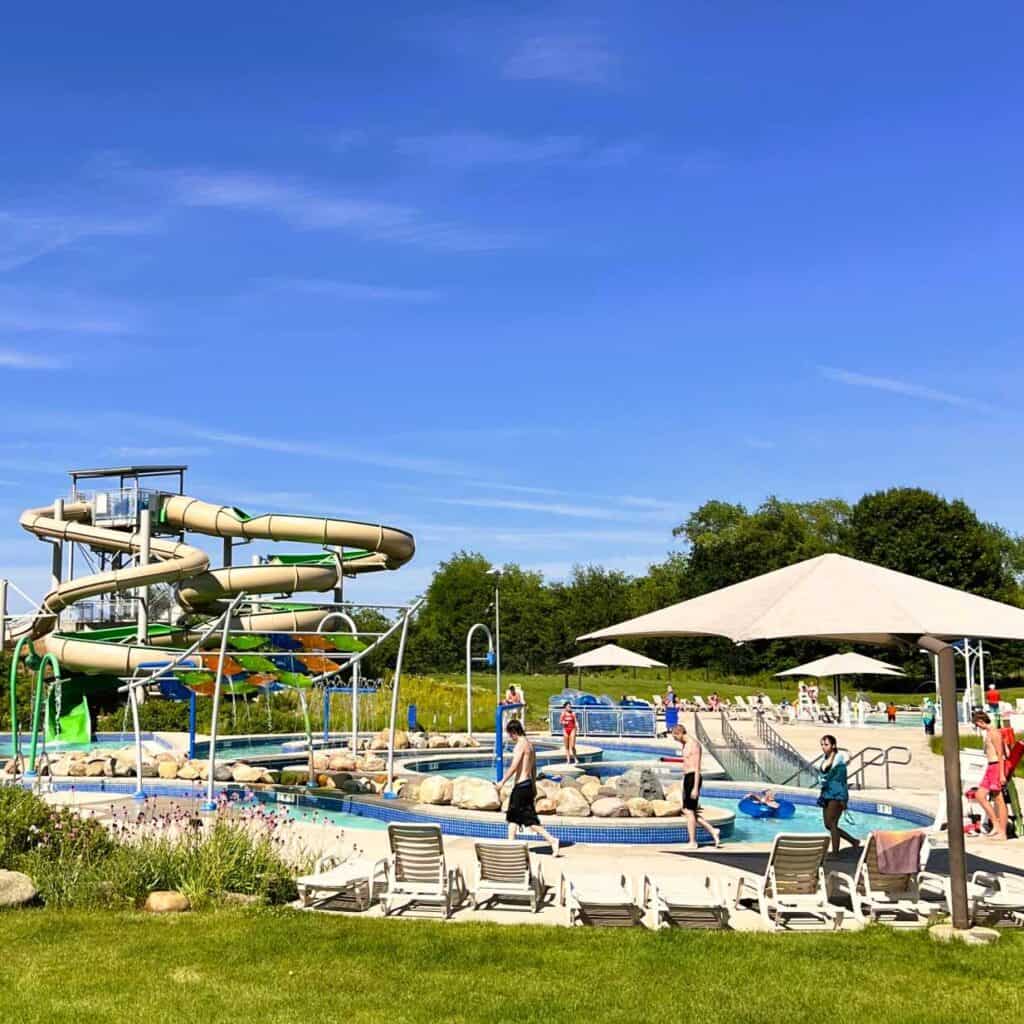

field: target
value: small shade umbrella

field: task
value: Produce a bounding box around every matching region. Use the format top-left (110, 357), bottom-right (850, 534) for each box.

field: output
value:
top-left (559, 643), bottom-right (665, 685)
top-left (775, 651), bottom-right (905, 705)
top-left (581, 552), bottom-right (1024, 931)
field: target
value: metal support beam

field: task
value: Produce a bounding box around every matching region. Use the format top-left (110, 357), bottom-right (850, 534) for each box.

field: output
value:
top-left (384, 610), bottom-right (412, 796)
top-left (136, 508), bottom-right (151, 642)
top-left (465, 623), bottom-right (494, 736)
top-left (918, 635), bottom-right (969, 930)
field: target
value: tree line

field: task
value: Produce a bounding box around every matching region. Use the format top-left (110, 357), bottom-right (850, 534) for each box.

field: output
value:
top-left (397, 487), bottom-right (1024, 683)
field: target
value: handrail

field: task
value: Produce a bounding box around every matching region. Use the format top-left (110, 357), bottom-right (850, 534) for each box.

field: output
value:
top-left (781, 744), bottom-right (912, 789)
top-left (697, 711), bottom-right (773, 783)
top-left (755, 714), bottom-right (819, 787)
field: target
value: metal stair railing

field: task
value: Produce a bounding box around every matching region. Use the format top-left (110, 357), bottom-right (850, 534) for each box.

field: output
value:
top-left (693, 711), bottom-right (772, 783)
top-left (780, 744), bottom-right (912, 790)
top-left (755, 714), bottom-right (819, 787)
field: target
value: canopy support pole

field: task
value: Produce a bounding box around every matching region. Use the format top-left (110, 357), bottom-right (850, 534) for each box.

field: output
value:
top-left (918, 635), bottom-right (969, 930)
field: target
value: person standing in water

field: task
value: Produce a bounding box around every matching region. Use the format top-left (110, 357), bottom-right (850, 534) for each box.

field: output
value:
top-left (818, 734), bottom-right (860, 854)
top-left (672, 723), bottom-right (721, 850)
top-left (497, 719), bottom-right (560, 856)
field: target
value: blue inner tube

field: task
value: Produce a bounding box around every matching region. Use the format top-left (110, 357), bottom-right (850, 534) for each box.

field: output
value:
top-left (738, 797), bottom-right (796, 819)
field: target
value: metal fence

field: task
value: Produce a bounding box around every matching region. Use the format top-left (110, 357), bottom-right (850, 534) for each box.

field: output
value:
top-left (693, 712), bottom-right (773, 783)
top-left (754, 713), bottom-right (820, 787)
top-left (549, 706), bottom-right (656, 738)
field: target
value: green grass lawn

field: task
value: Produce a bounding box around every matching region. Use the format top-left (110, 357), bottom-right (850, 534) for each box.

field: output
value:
top-left (2, 909), bottom-right (1022, 1023)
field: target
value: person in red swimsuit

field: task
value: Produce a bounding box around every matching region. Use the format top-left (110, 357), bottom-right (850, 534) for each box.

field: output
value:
top-left (972, 710), bottom-right (1008, 840)
top-left (559, 701), bottom-right (578, 764)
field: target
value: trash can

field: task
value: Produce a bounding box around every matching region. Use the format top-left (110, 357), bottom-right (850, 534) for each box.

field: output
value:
top-left (665, 706), bottom-right (679, 731)
top-left (407, 703), bottom-right (417, 729)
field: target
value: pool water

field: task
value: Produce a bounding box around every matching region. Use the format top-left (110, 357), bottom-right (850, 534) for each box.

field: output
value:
top-left (727, 800), bottom-right (916, 843)
top-left (238, 799), bottom-right (387, 831)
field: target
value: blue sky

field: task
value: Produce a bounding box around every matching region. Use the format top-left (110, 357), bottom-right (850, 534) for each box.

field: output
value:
top-left (1, 3), bottom-right (1022, 611)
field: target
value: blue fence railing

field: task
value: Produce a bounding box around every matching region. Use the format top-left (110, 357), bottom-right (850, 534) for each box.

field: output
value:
top-left (549, 707), bottom-right (656, 738)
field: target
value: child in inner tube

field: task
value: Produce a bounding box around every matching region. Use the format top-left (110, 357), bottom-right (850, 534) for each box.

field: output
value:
top-left (743, 789), bottom-right (780, 810)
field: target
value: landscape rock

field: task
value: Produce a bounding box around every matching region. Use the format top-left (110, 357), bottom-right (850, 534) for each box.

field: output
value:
top-left (535, 779), bottom-right (560, 800)
top-left (591, 797), bottom-right (630, 818)
top-left (536, 797), bottom-right (557, 815)
top-left (176, 763), bottom-right (201, 781)
top-left (407, 732), bottom-right (428, 749)
top-left (85, 760), bottom-right (107, 778)
top-left (612, 768), bottom-right (665, 803)
top-left (401, 783), bottom-right (420, 802)
top-left (664, 782), bottom-right (682, 805)
top-left (139, 760), bottom-right (159, 778)
top-left (597, 785), bottom-right (617, 798)
top-left (113, 759), bottom-right (136, 778)
top-left (144, 891), bottom-right (190, 914)
top-left (0, 870), bottom-right (37, 908)
top-left (650, 800), bottom-right (681, 818)
top-left (580, 781), bottom-right (602, 804)
top-left (427, 735), bottom-right (450, 749)
top-left (328, 753), bottom-right (357, 771)
top-left (231, 764), bottom-right (265, 784)
top-left (68, 760), bottom-right (88, 777)
top-left (213, 763), bottom-right (233, 782)
top-left (577, 774), bottom-right (601, 788)
top-left (556, 788), bottom-right (592, 817)
top-left (340, 778), bottom-right (372, 794)
top-left (158, 760), bottom-right (179, 780)
top-left (358, 755), bottom-right (385, 772)
top-left (154, 752), bottom-right (179, 764)
top-left (627, 798), bottom-right (654, 817)
top-left (222, 892), bottom-right (262, 908)
top-left (451, 777), bottom-right (501, 811)
top-left (418, 776), bottom-right (453, 805)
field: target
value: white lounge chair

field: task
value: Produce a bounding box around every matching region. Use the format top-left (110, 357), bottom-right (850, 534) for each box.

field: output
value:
top-left (296, 846), bottom-right (388, 911)
top-left (382, 823), bottom-right (466, 919)
top-left (693, 695), bottom-right (710, 712)
top-left (560, 869), bottom-right (643, 927)
top-left (827, 831), bottom-right (947, 927)
top-left (471, 840), bottom-right (545, 913)
top-left (731, 696), bottom-right (752, 720)
top-left (643, 874), bottom-right (730, 930)
top-left (737, 833), bottom-right (841, 931)
top-left (969, 871), bottom-right (1024, 927)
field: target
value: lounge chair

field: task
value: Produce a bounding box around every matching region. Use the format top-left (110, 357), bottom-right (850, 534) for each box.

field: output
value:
top-left (693, 695), bottom-right (710, 712)
top-left (296, 846), bottom-right (388, 911)
top-left (643, 874), bottom-right (730, 930)
top-left (969, 871), bottom-right (1024, 927)
top-left (470, 840), bottom-right (545, 913)
top-left (382, 823), bottom-right (466, 919)
top-left (736, 833), bottom-right (841, 931)
top-left (560, 869), bottom-right (643, 927)
top-left (827, 831), bottom-right (947, 927)
top-left (731, 696), bottom-right (752, 720)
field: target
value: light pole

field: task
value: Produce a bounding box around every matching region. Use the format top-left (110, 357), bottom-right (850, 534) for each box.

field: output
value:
top-left (487, 568), bottom-right (502, 708)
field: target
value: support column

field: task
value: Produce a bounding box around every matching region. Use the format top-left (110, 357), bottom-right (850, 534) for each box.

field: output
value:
top-left (919, 635), bottom-right (969, 930)
top-left (136, 508), bottom-right (151, 642)
top-left (222, 536), bottom-right (233, 568)
top-left (0, 579), bottom-right (7, 655)
top-left (50, 499), bottom-right (64, 588)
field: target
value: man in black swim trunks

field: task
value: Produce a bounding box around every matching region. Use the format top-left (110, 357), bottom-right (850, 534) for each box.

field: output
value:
top-left (497, 719), bottom-right (560, 856)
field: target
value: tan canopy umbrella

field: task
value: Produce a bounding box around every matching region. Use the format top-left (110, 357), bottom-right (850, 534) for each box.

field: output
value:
top-left (581, 552), bottom-right (1024, 931)
top-left (775, 651), bottom-right (905, 704)
top-left (560, 643), bottom-right (666, 670)
top-left (581, 553), bottom-right (1024, 645)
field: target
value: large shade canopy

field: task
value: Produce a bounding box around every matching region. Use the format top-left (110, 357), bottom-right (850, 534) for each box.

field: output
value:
top-left (775, 652), bottom-right (905, 679)
top-left (581, 553), bottom-right (1024, 646)
top-left (559, 643), bottom-right (666, 670)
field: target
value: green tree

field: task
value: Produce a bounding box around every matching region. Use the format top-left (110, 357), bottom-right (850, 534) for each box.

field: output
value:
top-left (848, 488), bottom-right (1012, 599)
top-left (553, 564), bottom-right (634, 654)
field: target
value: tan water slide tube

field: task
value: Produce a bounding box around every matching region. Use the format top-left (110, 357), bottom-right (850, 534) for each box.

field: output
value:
top-left (16, 495), bottom-right (415, 676)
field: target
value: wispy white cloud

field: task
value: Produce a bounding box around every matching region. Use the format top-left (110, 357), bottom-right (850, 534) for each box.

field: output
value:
top-left (432, 496), bottom-right (628, 520)
top-left (115, 162), bottom-right (518, 252)
top-left (266, 278), bottom-right (441, 303)
top-left (397, 133), bottom-right (585, 169)
top-left (0, 348), bottom-right (69, 370)
top-left (0, 285), bottom-right (140, 335)
top-left (819, 366), bottom-right (992, 411)
top-left (466, 480), bottom-right (572, 498)
top-left (503, 31), bottom-right (616, 85)
top-left (112, 446), bottom-right (214, 459)
top-left (0, 211), bottom-right (153, 273)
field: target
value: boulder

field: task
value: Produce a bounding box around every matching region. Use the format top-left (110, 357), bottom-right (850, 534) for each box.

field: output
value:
top-left (555, 788), bottom-right (591, 817)
top-left (407, 732), bottom-right (428, 749)
top-left (158, 760), bottom-right (178, 780)
top-left (177, 763), bottom-right (201, 781)
top-left (49, 757), bottom-right (73, 777)
top-left (113, 759), bottom-right (136, 778)
top-left (535, 779), bottom-right (560, 800)
top-left (597, 785), bottom-right (617, 798)
top-left (627, 798), bottom-right (654, 818)
top-left (154, 752), bottom-right (179, 764)
top-left (650, 800), bottom-right (681, 818)
top-left (312, 754), bottom-right (329, 771)
top-left (139, 760), bottom-right (159, 779)
top-left (327, 753), bottom-right (357, 771)
top-left (222, 891), bottom-right (262, 908)
top-left (427, 735), bottom-right (449, 749)
top-left (393, 730), bottom-right (410, 750)
top-left (0, 870), bottom-right (37, 908)
top-left (340, 778), bottom-right (372, 794)
top-left (418, 776), bottom-right (453, 805)
top-left (451, 777), bottom-right (501, 811)
top-left (401, 783), bottom-right (420, 803)
top-left (580, 781), bottom-right (602, 804)
top-left (143, 891), bottom-right (190, 914)
top-left (535, 797), bottom-right (557, 815)
top-left (577, 774), bottom-right (601, 788)
top-left (611, 767), bottom-right (665, 802)
top-left (68, 760), bottom-right (88, 777)
top-left (358, 755), bottom-right (385, 772)
top-left (231, 764), bottom-right (265, 784)
top-left (664, 782), bottom-right (682, 805)
top-left (85, 760), bottom-right (107, 778)
top-left (591, 797), bottom-right (630, 818)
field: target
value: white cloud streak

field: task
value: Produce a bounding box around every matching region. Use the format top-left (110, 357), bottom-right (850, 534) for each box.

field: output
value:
top-left (503, 32), bottom-right (616, 84)
top-left (432, 496), bottom-right (629, 520)
top-left (0, 211), bottom-right (153, 273)
top-left (0, 349), bottom-right (69, 370)
top-left (397, 133), bottom-right (585, 168)
top-left (819, 366), bottom-right (991, 411)
top-left (266, 278), bottom-right (441, 303)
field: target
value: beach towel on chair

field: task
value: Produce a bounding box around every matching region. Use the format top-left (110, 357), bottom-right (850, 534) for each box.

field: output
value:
top-left (876, 829), bottom-right (925, 875)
